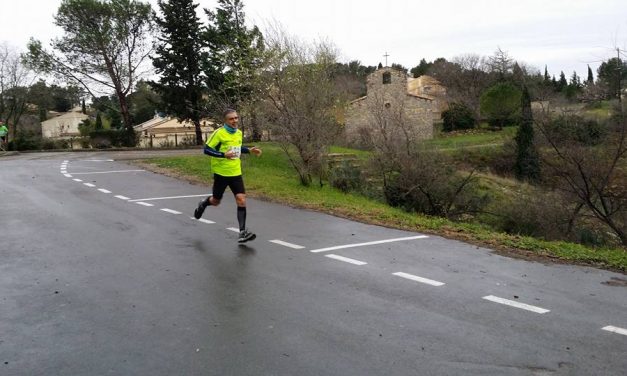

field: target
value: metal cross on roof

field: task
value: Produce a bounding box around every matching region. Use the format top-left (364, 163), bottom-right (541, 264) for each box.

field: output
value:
top-left (383, 52), bottom-right (390, 67)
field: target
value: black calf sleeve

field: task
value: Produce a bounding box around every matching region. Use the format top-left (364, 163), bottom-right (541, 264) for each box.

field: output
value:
top-left (237, 206), bottom-right (246, 231)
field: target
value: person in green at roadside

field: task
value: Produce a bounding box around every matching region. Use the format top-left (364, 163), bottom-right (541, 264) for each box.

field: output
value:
top-left (0, 120), bottom-right (8, 149)
top-left (194, 109), bottom-right (262, 243)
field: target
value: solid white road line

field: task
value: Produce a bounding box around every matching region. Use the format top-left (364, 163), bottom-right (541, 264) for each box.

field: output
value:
top-left (115, 195), bottom-right (130, 200)
top-left (393, 272), bottom-right (445, 287)
top-left (325, 254), bottom-right (367, 266)
top-left (310, 235), bottom-right (429, 253)
top-left (160, 208), bottom-right (182, 215)
top-left (83, 183), bottom-right (96, 187)
top-left (191, 217), bottom-right (215, 224)
top-left (73, 179), bottom-right (83, 182)
top-left (97, 189), bottom-right (112, 194)
top-left (63, 174), bottom-right (73, 177)
top-left (227, 227), bottom-right (240, 233)
top-left (135, 202), bottom-right (154, 207)
top-left (602, 326), bottom-right (627, 336)
top-left (269, 239), bottom-right (305, 249)
top-left (70, 169), bottom-right (144, 175)
top-left (482, 295), bottom-right (550, 314)
top-left (128, 194), bottom-right (208, 202)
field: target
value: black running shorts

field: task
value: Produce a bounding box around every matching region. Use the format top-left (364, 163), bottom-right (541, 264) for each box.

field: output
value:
top-left (212, 174), bottom-right (245, 200)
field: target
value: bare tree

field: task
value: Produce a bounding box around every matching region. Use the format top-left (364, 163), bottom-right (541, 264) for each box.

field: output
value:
top-left (360, 90), bottom-right (487, 219)
top-left (259, 26), bottom-right (341, 186)
top-left (536, 110), bottom-right (626, 245)
top-left (0, 43), bottom-right (35, 140)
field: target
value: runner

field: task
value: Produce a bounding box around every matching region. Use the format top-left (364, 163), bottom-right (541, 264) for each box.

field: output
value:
top-left (0, 120), bottom-right (8, 150)
top-left (194, 109), bottom-right (262, 243)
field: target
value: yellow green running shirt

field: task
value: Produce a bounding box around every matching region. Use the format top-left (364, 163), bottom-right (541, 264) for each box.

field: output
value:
top-left (205, 126), bottom-right (243, 176)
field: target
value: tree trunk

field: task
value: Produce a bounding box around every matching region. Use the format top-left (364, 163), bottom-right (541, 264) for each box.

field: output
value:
top-left (117, 93), bottom-right (132, 131)
top-left (194, 118), bottom-right (203, 145)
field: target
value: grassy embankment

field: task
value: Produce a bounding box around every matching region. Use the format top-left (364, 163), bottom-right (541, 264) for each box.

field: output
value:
top-left (140, 137), bottom-right (626, 272)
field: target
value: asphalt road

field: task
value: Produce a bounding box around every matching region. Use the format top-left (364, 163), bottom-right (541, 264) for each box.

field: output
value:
top-left (1, 151), bottom-right (626, 376)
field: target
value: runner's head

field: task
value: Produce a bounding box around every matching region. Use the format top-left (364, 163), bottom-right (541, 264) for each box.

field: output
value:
top-left (223, 109), bottom-right (239, 128)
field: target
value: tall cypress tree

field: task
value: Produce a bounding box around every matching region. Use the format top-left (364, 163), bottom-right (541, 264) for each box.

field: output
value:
top-left (587, 64), bottom-right (594, 84)
top-left (543, 65), bottom-right (550, 82)
top-left (514, 86), bottom-right (540, 182)
top-left (152, 0), bottom-right (207, 145)
top-left (558, 71), bottom-right (568, 91)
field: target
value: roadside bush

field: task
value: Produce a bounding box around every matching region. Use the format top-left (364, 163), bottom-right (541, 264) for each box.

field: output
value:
top-left (88, 128), bottom-right (138, 148)
top-left (381, 150), bottom-right (489, 220)
top-left (442, 102), bottom-right (476, 132)
top-left (329, 160), bottom-right (364, 193)
top-left (9, 130), bottom-right (42, 151)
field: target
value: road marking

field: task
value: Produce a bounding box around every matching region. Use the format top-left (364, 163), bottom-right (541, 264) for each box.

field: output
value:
top-left (115, 195), bottom-right (130, 200)
top-left (160, 208), bottom-right (182, 215)
top-left (325, 254), bottom-right (367, 265)
top-left (97, 188), bottom-right (112, 194)
top-left (310, 235), bottom-right (429, 253)
top-left (80, 159), bottom-right (114, 162)
top-left (63, 160), bottom-right (68, 163)
top-left (70, 169), bottom-right (144, 175)
top-left (73, 179), bottom-right (83, 182)
top-left (482, 295), bottom-right (550, 314)
top-left (83, 183), bottom-right (96, 187)
top-left (135, 202), bottom-right (154, 207)
top-left (128, 194), bottom-right (208, 202)
top-left (602, 326), bottom-right (627, 336)
top-left (227, 227), bottom-right (240, 233)
top-left (63, 174), bottom-right (73, 178)
top-left (191, 217), bottom-right (215, 224)
top-left (269, 240), bottom-right (305, 249)
top-left (393, 272), bottom-right (445, 287)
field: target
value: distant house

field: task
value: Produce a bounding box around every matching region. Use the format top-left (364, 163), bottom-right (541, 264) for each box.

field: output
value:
top-left (407, 75), bottom-right (448, 120)
top-left (41, 110), bottom-right (88, 139)
top-left (134, 114), bottom-right (215, 147)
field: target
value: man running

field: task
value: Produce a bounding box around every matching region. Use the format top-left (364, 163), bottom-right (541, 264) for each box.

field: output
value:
top-left (194, 109), bottom-right (262, 243)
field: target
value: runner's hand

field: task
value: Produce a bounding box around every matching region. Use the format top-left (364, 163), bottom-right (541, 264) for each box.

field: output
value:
top-left (250, 147), bottom-right (262, 156)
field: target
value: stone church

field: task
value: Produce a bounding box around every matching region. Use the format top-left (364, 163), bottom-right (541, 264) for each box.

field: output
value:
top-left (344, 67), bottom-right (438, 145)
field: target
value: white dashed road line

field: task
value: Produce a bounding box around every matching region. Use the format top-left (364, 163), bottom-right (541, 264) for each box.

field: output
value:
top-left (70, 169), bottom-right (145, 175)
top-left (191, 217), bottom-right (216, 224)
top-left (482, 295), bottom-right (550, 314)
top-left (325, 254), bottom-right (368, 266)
top-left (135, 202), bottom-right (154, 207)
top-left (73, 178), bottom-right (82, 182)
top-left (227, 227), bottom-right (240, 233)
top-left (602, 326), bottom-right (627, 336)
top-left (310, 235), bottom-right (429, 253)
top-left (63, 174), bottom-right (73, 177)
top-left (393, 272), bottom-right (445, 287)
top-left (160, 208), bottom-right (182, 215)
top-left (98, 189), bottom-right (112, 194)
top-left (269, 240), bottom-right (305, 249)
top-left (83, 183), bottom-right (96, 188)
top-left (115, 195), bottom-right (130, 200)
top-left (128, 194), bottom-right (208, 202)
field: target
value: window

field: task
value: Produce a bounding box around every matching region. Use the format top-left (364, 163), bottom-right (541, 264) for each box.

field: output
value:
top-left (382, 72), bottom-right (391, 84)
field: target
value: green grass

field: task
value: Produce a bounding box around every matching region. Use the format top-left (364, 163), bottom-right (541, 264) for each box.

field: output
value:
top-left (425, 126), bottom-right (517, 150)
top-left (140, 142), bottom-right (627, 272)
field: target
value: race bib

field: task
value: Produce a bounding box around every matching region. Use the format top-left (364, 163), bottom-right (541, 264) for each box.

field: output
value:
top-left (229, 146), bottom-right (241, 158)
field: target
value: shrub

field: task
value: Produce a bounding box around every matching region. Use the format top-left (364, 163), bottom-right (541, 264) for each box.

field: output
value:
top-left (442, 103), bottom-right (476, 132)
top-left (329, 160), bottom-right (364, 193)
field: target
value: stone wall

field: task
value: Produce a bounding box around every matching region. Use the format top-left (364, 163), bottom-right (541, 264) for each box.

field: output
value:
top-left (345, 67), bottom-right (433, 146)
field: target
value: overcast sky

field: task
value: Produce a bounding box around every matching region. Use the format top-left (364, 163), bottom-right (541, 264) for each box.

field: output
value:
top-left (2, 0), bottom-right (626, 79)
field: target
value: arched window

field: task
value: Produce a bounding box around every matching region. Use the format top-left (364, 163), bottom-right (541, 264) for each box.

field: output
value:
top-left (382, 72), bottom-right (391, 84)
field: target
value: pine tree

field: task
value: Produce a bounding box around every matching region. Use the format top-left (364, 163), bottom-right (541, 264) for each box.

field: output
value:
top-left (152, 0), bottom-right (207, 145)
top-left (558, 71), bottom-right (568, 91)
top-left (378, 62), bottom-right (383, 69)
top-left (587, 64), bottom-right (594, 84)
top-left (514, 86), bottom-right (540, 182)
top-left (95, 112), bottom-right (103, 130)
top-left (543, 65), bottom-right (550, 82)
top-left (81, 99), bottom-right (86, 114)
top-left (205, 0), bottom-right (264, 114)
